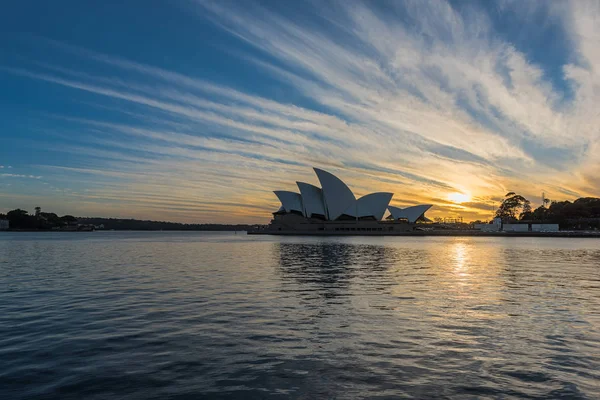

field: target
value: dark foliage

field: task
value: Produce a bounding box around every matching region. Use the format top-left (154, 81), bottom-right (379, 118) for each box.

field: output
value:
top-left (4, 208), bottom-right (257, 231)
top-left (496, 195), bottom-right (600, 230)
top-left (77, 217), bottom-right (255, 231)
top-left (6, 209), bottom-right (38, 229)
top-left (60, 215), bottom-right (78, 224)
top-left (3, 205), bottom-right (260, 231)
top-left (529, 197), bottom-right (600, 230)
top-left (495, 192), bottom-right (531, 222)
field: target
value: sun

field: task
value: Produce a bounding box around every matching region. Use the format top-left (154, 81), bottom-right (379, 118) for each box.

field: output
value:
top-left (448, 192), bottom-right (471, 204)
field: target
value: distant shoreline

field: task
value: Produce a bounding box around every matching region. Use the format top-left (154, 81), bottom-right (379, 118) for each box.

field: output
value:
top-left (1, 229), bottom-right (247, 232)
top-left (248, 230), bottom-right (600, 238)
top-left (3, 229), bottom-right (600, 237)
top-left (0, 213), bottom-right (260, 232)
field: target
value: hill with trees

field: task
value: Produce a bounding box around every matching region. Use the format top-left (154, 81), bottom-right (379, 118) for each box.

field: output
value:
top-left (1, 207), bottom-right (259, 231)
top-left (494, 193), bottom-right (600, 230)
top-left (1, 208), bottom-right (80, 230)
top-left (77, 217), bottom-right (256, 231)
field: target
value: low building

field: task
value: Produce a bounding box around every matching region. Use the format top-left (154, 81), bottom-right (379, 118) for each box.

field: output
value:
top-left (473, 218), bottom-right (559, 233)
top-left (502, 223), bottom-right (530, 232)
top-left (503, 223), bottom-right (559, 232)
top-left (474, 218), bottom-right (502, 232)
top-left (531, 224), bottom-right (559, 232)
top-left (0, 219), bottom-right (9, 230)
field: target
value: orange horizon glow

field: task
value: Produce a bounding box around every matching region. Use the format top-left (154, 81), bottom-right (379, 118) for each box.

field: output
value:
top-left (448, 192), bottom-right (472, 204)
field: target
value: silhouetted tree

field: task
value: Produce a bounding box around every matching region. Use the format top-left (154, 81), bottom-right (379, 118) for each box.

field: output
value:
top-left (40, 212), bottom-right (62, 227)
top-left (517, 197), bottom-right (600, 229)
top-left (495, 192), bottom-right (530, 222)
top-left (531, 205), bottom-right (548, 221)
top-left (60, 215), bottom-right (78, 225)
top-left (7, 209), bottom-right (36, 229)
top-left (519, 199), bottom-right (532, 220)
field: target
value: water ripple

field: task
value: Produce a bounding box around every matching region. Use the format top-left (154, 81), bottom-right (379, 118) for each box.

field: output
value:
top-left (1, 232), bottom-right (599, 399)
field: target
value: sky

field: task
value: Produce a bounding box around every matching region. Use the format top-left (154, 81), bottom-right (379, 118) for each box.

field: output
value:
top-left (1, 0), bottom-right (599, 224)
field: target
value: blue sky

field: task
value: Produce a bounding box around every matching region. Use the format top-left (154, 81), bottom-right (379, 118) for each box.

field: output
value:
top-left (1, 0), bottom-right (599, 223)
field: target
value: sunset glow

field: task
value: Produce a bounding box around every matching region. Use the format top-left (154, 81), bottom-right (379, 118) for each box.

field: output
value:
top-left (1, 1), bottom-right (600, 223)
top-left (448, 192), bottom-right (472, 204)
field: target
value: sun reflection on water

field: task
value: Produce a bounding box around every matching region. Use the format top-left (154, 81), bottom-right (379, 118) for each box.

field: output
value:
top-left (451, 240), bottom-right (471, 283)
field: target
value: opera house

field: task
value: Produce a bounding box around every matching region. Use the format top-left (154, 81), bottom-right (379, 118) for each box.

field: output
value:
top-left (258, 167), bottom-right (432, 234)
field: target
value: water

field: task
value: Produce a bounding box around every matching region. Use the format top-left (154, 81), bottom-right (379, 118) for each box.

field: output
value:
top-left (1, 232), bottom-right (599, 399)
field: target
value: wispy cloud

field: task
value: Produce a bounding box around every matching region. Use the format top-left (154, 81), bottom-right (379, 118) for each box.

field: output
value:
top-left (1, 0), bottom-right (599, 222)
top-left (1, 174), bottom-right (42, 179)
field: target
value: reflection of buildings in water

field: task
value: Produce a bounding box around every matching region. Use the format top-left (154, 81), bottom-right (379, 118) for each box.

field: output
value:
top-left (273, 242), bottom-right (397, 298)
top-left (274, 239), bottom-right (508, 307)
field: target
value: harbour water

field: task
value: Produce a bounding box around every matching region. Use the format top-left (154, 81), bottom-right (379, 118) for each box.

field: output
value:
top-left (1, 232), bottom-right (599, 399)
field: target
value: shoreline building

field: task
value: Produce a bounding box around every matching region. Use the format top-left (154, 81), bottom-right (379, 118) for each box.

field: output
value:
top-left (0, 218), bottom-right (9, 231)
top-left (474, 217), bottom-right (559, 233)
top-left (257, 168), bottom-right (432, 235)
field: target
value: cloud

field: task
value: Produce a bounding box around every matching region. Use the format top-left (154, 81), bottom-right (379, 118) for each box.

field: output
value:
top-left (1, 0), bottom-right (599, 222)
top-left (1, 174), bottom-right (42, 179)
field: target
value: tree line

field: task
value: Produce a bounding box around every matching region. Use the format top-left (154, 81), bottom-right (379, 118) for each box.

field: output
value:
top-left (77, 217), bottom-right (256, 231)
top-left (492, 193), bottom-right (600, 230)
top-left (0, 207), bottom-right (259, 231)
top-left (0, 208), bottom-right (78, 230)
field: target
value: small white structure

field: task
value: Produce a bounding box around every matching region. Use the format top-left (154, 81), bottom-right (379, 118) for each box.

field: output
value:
top-left (474, 222), bottom-right (500, 232)
top-left (532, 224), bottom-right (559, 232)
top-left (474, 217), bottom-right (502, 231)
top-left (0, 219), bottom-right (9, 230)
top-left (503, 224), bottom-right (530, 232)
top-left (473, 219), bottom-right (560, 232)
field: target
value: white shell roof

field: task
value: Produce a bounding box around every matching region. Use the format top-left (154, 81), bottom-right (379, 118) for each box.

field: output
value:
top-left (274, 191), bottom-right (304, 214)
top-left (314, 168), bottom-right (355, 221)
top-left (343, 192), bottom-right (393, 220)
top-left (273, 168), bottom-right (432, 223)
top-left (297, 182), bottom-right (326, 218)
top-left (388, 204), bottom-right (432, 223)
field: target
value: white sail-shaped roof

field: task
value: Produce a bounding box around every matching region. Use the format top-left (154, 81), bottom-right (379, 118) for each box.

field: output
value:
top-left (297, 182), bottom-right (326, 218)
top-left (358, 192), bottom-right (394, 220)
top-left (274, 191), bottom-right (303, 214)
top-left (343, 192), bottom-right (393, 220)
top-left (388, 204), bottom-right (432, 223)
top-left (314, 168), bottom-right (355, 220)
